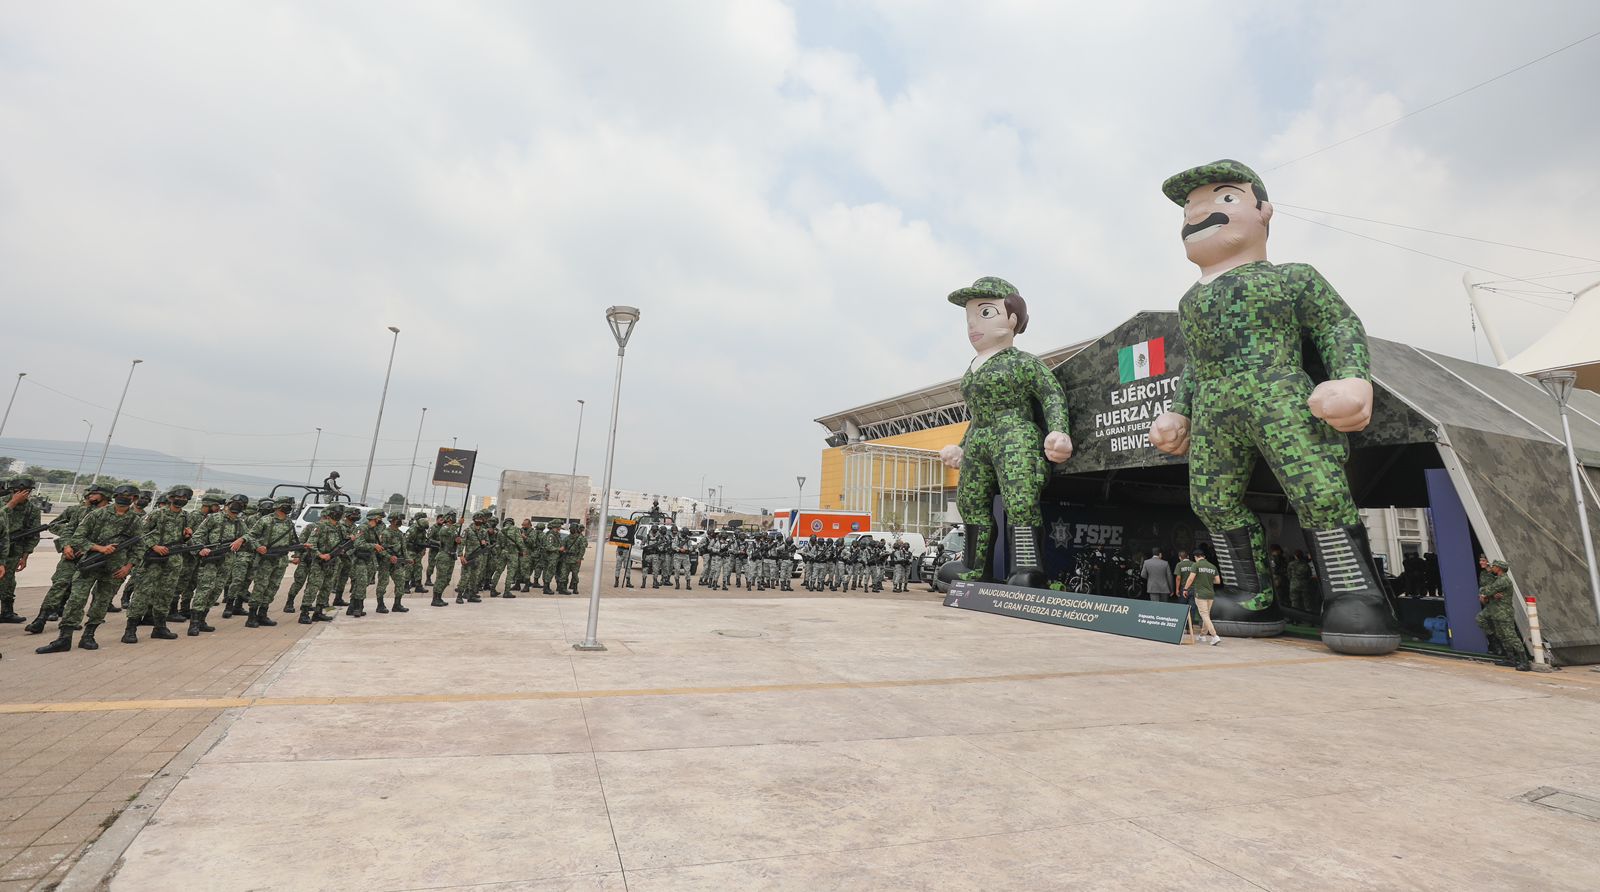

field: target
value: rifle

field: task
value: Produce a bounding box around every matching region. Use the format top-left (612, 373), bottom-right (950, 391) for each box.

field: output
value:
top-left (8, 519), bottom-right (63, 542)
top-left (145, 540), bottom-right (230, 562)
top-left (77, 530), bottom-right (152, 572)
top-left (317, 533), bottom-right (360, 562)
top-left (262, 543), bottom-right (310, 559)
top-left (462, 537), bottom-right (495, 567)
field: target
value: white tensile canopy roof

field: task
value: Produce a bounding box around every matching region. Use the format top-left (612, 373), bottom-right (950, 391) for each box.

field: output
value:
top-left (1502, 283), bottom-right (1600, 393)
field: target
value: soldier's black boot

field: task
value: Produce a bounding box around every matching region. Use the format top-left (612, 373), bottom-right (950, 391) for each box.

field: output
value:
top-left (503, 588), bottom-right (516, 599)
top-left (543, 580), bottom-right (555, 595)
top-left (221, 599), bottom-right (235, 619)
top-left (187, 614), bottom-right (204, 636)
top-left (282, 594), bottom-right (297, 614)
top-left (257, 603), bottom-right (278, 627)
top-left (1204, 528), bottom-right (1286, 638)
top-left (151, 613), bottom-right (179, 639)
top-left (121, 617), bottom-right (140, 644)
top-left (466, 591), bottom-right (482, 603)
top-left (376, 594), bottom-right (389, 614)
top-left (313, 606), bottom-right (333, 622)
top-left (1005, 526), bottom-right (1050, 589)
top-left (78, 624), bottom-right (100, 650)
top-left (35, 628), bottom-right (74, 654)
top-left (944, 524), bottom-right (996, 585)
top-left (333, 594), bottom-right (348, 607)
top-left (686, 579), bottom-right (693, 591)
top-left (244, 605), bottom-right (261, 628)
top-left (105, 599), bottom-right (122, 614)
top-left (299, 607), bottom-right (314, 625)
top-left (1309, 524), bottom-right (1401, 656)
top-left (392, 595), bottom-right (409, 612)
top-left (196, 609), bottom-right (215, 633)
top-left (430, 592), bottom-right (448, 607)
top-left (168, 599), bottom-right (186, 623)
top-left (0, 598), bottom-right (24, 623)
top-left (456, 591), bottom-right (466, 604)
top-left (120, 591), bottom-right (131, 609)
top-left (24, 612), bottom-right (48, 635)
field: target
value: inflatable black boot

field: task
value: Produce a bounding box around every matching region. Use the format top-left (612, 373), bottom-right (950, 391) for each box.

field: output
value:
top-left (1205, 528), bottom-right (1285, 637)
top-left (942, 524), bottom-right (996, 586)
top-left (1311, 524), bottom-right (1401, 656)
top-left (1004, 526), bottom-right (1049, 589)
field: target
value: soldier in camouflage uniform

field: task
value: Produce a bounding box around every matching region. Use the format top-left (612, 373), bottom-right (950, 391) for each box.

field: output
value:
top-left (36, 484), bottom-right (144, 653)
top-left (27, 486), bottom-right (107, 631)
top-left (559, 523), bottom-right (588, 594)
top-left (1476, 560), bottom-right (1529, 670)
top-left (404, 513), bottom-right (432, 594)
top-left (282, 511), bottom-right (317, 613)
top-left (669, 529), bottom-right (691, 591)
top-left (1147, 160), bottom-right (1400, 656)
top-left (119, 486), bottom-right (190, 643)
top-left (112, 491), bottom-right (152, 613)
top-left (488, 517), bottom-right (516, 596)
top-left (429, 510), bottom-right (459, 604)
top-left (299, 505), bottom-right (347, 624)
top-left (0, 477), bottom-right (42, 623)
top-left (538, 521), bottom-right (563, 595)
top-left (511, 517), bottom-right (534, 592)
top-left (220, 498), bottom-right (272, 617)
top-left (939, 277), bottom-right (1073, 590)
top-left (344, 508), bottom-right (386, 616)
top-left (171, 493), bottom-right (219, 621)
top-left (189, 494), bottom-right (253, 635)
top-left (456, 511), bottom-right (494, 603)
top-left (373, 511), bottom-right (407, 612)
top-left (240, 496), bottom-right (298, 626)
top-left (889, 540), bottom-right (912, 592)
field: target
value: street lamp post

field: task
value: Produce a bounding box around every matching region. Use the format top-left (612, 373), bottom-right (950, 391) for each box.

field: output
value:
top-left (306, 427), bottom-right (322, 485)
top-left (0, 372), bottom-right (24, 439)
top-left (576, 306), bottom-right (640, 652)
top-left (69, 419), bottom-right (93, 490)
top-left (404, 408), bottom-right (427, 508)
top-left (567, 400), bottom-right (586, 522)
top-left (1535, 370), bottom-right (1600, 624)
top-left (797, 475), bottom-right (806, 509)
top-left (360, 326), bottom-right (401, 504)
top-left (90, 359), bottom-right (142, 485)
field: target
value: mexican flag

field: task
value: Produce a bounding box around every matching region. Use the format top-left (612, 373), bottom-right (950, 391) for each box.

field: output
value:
top-left (1117, 338), bottom-right (1166, 384)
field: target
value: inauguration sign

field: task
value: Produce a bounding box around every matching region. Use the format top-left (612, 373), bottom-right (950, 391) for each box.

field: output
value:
top-left (431, 448), bottom-right (477, 489)
top-left (944, 580), bottom-right (1188, 644)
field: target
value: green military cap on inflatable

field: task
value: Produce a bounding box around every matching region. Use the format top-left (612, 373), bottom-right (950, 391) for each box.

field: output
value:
top-left (1161, 158), bottom-right (1268, 205)
top-left (1491, 559), bottom-right (1509, 570)
top-left (947, 276), bottom-right (1019, 307)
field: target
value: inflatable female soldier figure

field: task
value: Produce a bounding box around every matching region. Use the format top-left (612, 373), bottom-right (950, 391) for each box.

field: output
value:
top-left (1147, 159), bottom-right (1401, 655)
top-left (939, 277), bottom-right (1073, 587)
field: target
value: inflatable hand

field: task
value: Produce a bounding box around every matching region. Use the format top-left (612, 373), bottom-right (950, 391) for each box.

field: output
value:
top-left (1043, 431), bottom-right (1073, 463)
top-left (939, 444), bottom-right (964, 470)
top-left (1149, 412), bottom-right (1191, 456)
top-left (1308, 378), bottom-right (1373, 432)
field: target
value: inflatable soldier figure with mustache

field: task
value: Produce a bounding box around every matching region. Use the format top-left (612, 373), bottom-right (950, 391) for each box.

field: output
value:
top-left (939, 277), bottom-right (1073, 589)
top-left (1147, 159), bottom-right (1401, 656)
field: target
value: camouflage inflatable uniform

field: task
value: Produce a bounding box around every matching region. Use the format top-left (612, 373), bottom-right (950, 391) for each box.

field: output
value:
top-left (948, 277), bottom-right (1069, 586)
top-left (1162, 160), bottom-right (1400, 654)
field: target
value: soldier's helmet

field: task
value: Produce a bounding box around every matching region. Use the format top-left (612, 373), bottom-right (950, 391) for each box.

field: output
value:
top-left (413, 512), bottom-right (429, 523)
top-left (323, 504), bottom-right (343, 519)
top-left (257, 498), bottom-right (275, 512)
top-left (5, 476), bottom-right (36, 493)
top-left (275, 497), bottom-right (296, 513)
top-left (502, 517), bottom-right (514, 526)
top-left (85, 482), bottom-right (113, 498)
top-left (201, 492), bottom-right (225, 505)
top-left (1492, 559), bottom-right (1510, 571)
top-left (366, 508), bottom-right (385, 520)
top-left (135, 492), bottom-right (153, 508)
top-left (226, 493), bottom-right (249, 509)
top-left (388, 511), bottom-right (405, 522)
top-left (168, 485), bottom-right (194, 503)
top-left (154, 493), bottom-right (169, 505)
top-left (112, 484), bottom-right (140, 504)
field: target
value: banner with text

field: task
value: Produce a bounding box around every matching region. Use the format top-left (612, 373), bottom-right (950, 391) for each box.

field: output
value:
top-left (943, 580), bottom-right (1188, 644)
top-left (431, 448), bottom-right (478, 489)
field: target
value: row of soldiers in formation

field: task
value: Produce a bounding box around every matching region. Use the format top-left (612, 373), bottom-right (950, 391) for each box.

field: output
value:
top-left (619, 528), bottom-right (916, 593)
top-left (0, 478), bottom-right (591, 656)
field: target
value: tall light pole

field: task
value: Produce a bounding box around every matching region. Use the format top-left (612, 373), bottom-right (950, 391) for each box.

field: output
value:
top-left (360, 326), bottom-right (401, 504)
top-left (1535, 370), bottom-right (1600, 623)
top-left (90, 359), bottom-right (142, 485)
top-left (69, 419), bottom-right (93, 489)
top-left (797, 475), bottom-right (806, 509)
top-left (404, 407), bottom-right (427, 508)
top-left (576, 305), bottom-right (640, 652)
top-left (567, 399), bottom-right (585, 522)
top-left (0, 372), bottom-right (24, 439)
top-left (306, 427), bottom-right (322, 485)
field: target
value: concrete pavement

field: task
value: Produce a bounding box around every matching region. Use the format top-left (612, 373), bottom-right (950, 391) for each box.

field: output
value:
top-left (46, 584), bottom-right (1600, 891)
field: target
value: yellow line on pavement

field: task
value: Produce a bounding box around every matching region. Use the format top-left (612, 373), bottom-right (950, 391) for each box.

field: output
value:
top-left (0, 655), bottom-right (1341, 715)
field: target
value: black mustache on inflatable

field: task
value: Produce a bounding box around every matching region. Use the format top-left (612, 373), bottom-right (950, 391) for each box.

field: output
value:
top-left (1182, 212), bottom-right (1230, 239)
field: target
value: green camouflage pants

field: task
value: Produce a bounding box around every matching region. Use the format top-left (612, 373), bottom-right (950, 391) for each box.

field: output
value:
top-left (1188, 371), bottom-right (1358, 608)
top-left (132, 559), bottom-right (181, 621)
top-left (331, 558), bottom-right (352, 599)
top-left (303, 558), bottom-right (335, 612)
top-left (957, 417), bottom-right (1049, 562)
top-left (374, 556), bottom-right (400, 596)
top-left (433, 553), bottom-right (457, 592)
top-left (286, 558), bottom-right (311, 603)
top-left (349, 559), bottom-right (375, 599)
top-left (0, 554), bottom-right (24, 613)
top-left (1477, 601), bottom-right (1527, 660)
top-left (39, 557), bottom-right (80, 615)
top-left (248, 556), bottom-right (290, 608)
top-left (194, 554), bottom-right (253, 613)
top-left (59, 569), bottom-right (123, 631)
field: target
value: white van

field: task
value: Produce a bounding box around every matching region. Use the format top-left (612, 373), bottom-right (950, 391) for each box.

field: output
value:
top-left (291, 503), bottom-right (371, 537)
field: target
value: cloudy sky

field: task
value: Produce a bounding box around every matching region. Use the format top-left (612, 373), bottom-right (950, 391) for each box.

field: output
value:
top-left (2, 1), bottom-right (1597, 511)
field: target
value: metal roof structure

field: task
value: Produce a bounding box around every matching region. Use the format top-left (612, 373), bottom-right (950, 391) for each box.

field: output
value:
top-left (813, 340), bottom-right (1091, 443)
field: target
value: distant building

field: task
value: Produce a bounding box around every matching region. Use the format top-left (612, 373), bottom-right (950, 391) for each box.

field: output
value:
top-left (497, 470), bottom-right (592, 523)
